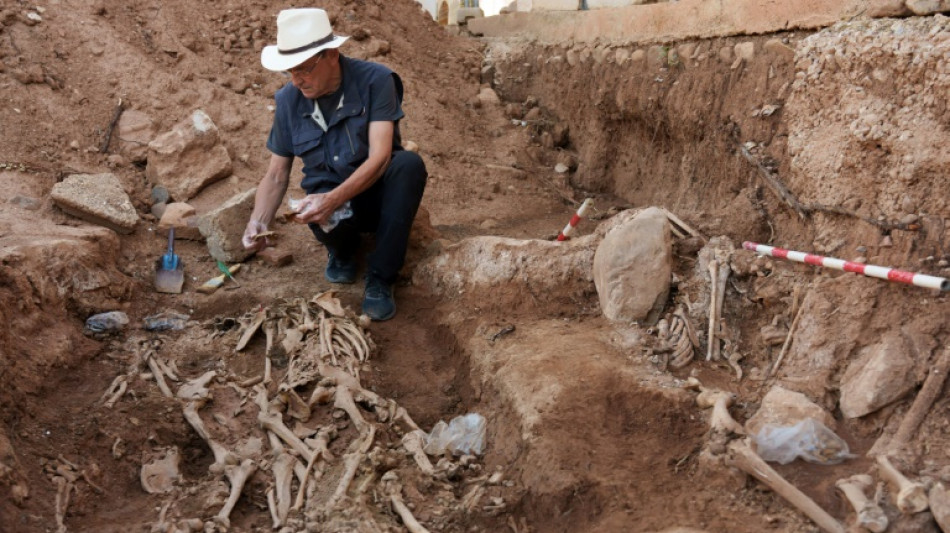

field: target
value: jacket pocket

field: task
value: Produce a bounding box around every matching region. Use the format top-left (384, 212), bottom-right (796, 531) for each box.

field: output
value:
top-left (292, 125), bottom-right (325, 163)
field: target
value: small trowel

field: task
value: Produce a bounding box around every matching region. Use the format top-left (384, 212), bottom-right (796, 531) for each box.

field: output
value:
top-left (155, 227), bottom-right (184, 294)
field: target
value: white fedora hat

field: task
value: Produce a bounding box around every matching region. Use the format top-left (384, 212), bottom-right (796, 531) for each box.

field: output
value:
top-left (261, 8), bottom-right (349, 72)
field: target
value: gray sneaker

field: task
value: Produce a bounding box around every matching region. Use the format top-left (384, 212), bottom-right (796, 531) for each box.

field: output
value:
top-left (325, 253), bottom-right (357, 284)
top-left (362, 277), bottom-right (395, 321)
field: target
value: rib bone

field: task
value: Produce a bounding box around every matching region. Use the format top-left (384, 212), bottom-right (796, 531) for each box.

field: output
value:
top-left (706, 259), bottom-right (719, 361)
top-left (876, 455), bottom-right (929, 514)
top-left (726, 440), bottom-right (845, 533)
top-left (835, 474), bottom-right (888, 533)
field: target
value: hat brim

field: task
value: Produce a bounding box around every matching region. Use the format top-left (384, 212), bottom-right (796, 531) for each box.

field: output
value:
top-left (261, 35), bottom-right (349, 72)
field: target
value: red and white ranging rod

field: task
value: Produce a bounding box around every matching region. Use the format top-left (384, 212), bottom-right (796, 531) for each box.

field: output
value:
top-left (557, 198), bottom-right (594, 241)
top-left (743, 241), bottom-right (949, 292)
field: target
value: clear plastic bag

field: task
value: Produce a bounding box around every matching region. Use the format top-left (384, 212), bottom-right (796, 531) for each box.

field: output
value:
top-left (85, 311), bottom-right (129, 333)
top-left (753, 418), bottom-right (855, 465)
top-left (423, 413), bottom-right (487, 456)
top-left (288, 197), bottom-right (353, 233)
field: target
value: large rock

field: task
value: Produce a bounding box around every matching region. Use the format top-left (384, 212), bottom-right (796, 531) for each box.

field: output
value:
top-left (145, 110), bottom-right (233, 201)
top-left (839, 333), bottom-right (916, 419)
top-left (50, 173), bottom-right (139, 234)
top-left (198, 188), bottom-right (256, 263)
top-left (746, 385), bottom-right (836, 435)
top-left (592, 207), bottom-right (671, 324)
top-left (158, 202), bottom-right (202, 241)
top-left (116, 109), bottom-right (156, 163)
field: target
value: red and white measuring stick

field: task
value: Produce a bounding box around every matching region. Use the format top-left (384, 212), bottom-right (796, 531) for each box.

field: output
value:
top-left (556, 198), bottom-right (594, 241)
top-left (743, 241), bottom-right (949, 291)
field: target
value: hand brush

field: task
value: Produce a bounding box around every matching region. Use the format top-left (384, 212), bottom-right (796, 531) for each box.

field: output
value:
top-left (216, 260), bottom-right (241, 287)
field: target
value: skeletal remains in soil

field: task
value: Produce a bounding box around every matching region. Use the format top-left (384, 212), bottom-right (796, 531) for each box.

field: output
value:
top-left (651, 305), bottom-right (699, 370)
top-left (688, 372), bottom-right (948, 533)
top-left (97, 292), bottom-right (502, 533)
top-left (688, 378), bottom-right (847, 533)
top-left (835, 474), bottom-right (888, 532)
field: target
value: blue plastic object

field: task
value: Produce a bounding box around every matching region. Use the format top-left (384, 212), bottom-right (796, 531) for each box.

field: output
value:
top-left (161, 227), bottom-right (179, 270)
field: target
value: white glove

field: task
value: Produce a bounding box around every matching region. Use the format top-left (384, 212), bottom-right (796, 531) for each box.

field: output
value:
top-left (242, 220), bottom-right (269, 251)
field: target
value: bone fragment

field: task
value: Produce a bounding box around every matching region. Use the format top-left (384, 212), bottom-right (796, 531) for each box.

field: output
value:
top-left (279, 387), bottom-right (311, 421)
top-left (272, 452), bottom-right (296, 527)
top-left (176, 371), bottom-right (216, 401)
top-left (382, 471), bottom-right (431, 533)
top-left (182, 401), bottom-right (232, 467)
top-left (155, 357), bottom-right (180, 382)
top-left (768, 288), bottom-right (806, 379)
top-left (402, 430), bottom-right (436, 475)
top-left (835, 474), bottom-right (888, 533)
top-left (266, 488), bottom-right (280, 530)
top-left (146, 351), bottom-right (175, 398)
top-left (876, 455), bottom-right (929, 514)
top-left (706, 259), bottom-right (719, 361)
top-left (140, 447), bottom-right (181, 494)
top-left (725, 440), bottom-right (845, 533)
top-left (293, 427), bottom-right (335, 511)
top-left (214, 458), bottom-right (257, 528)
top-left (333, 384), bottom-right (369, 435)
top-left (660, 208), bottom-right (704, 240)
top-left (930, 483), bottom-right (950, 532)
top-left (696, 390), bottom-right (745, 436)
top-left (873, 346), bottom-right (950, 456)
top-left (462, 484), bottom-right (485, 512)
top-left (236, 307), bottom-right (266, 352)
top-left (101, 375), bottom-right (128, 408)
top-left (307, 385), bottom-right (335, 407)
top-left (327, 428), bottom-right (374, 509)
top-left (255, 387), bottom-right (314, 460)
top-left (53, 476), bottom-right (73, 533)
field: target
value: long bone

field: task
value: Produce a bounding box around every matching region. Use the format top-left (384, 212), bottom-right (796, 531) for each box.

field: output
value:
top-left (402, 430), bottom-right (436, 475)
top-left (101, 375), bottom-right (128, 408)
top-left (835, 474), bottom-right (888, 532)
top-left (872, 346), bottom-right (950, 456)
top-left (293, 426), bottom-right (335, 511)
top-left (254, 387), bottom-right (314, 460)
top-left (706, 259), bottom-right (719, 361)
top-left (327, 426), bottom-right (375, 509)
top-left (381, 471), bottom-right (431, 533)
top-left (876, 455), bottom-right (929, 514)
top-left (176, 371), bottom-right (216, 401)
top-left (726, 440), bottom-right (845, 533)
top-left (53, 475), bottom-right (73, 533)
top-left (182, 401), bottom-right (233, 467)
top-left (271, 452), bottom-right (297, 528)
top-left (213, 458), bottom-right (256, 529)
top-left (145, 350), bottom-right (175, 398)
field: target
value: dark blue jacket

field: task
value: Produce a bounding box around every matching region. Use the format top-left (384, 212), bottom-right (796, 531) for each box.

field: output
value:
top-left (267, 55), bottom-right (404, 192)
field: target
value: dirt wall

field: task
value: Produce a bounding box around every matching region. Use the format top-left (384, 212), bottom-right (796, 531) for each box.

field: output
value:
top-left (485, 34), bottom-right (800, 240)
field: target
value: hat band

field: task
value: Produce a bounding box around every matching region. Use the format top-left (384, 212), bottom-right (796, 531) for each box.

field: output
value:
top-left (278, 33), bottom-right (336, 55)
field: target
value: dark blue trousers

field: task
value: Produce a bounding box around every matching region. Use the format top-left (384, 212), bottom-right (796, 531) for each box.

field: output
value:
top-left (307, 150), bottom-right (427, 284)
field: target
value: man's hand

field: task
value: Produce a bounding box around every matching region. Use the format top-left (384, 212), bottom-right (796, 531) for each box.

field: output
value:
top-left (242, 220), bottom-right (270, 252)
top-left (291, 193), bottom-right (343, 226)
